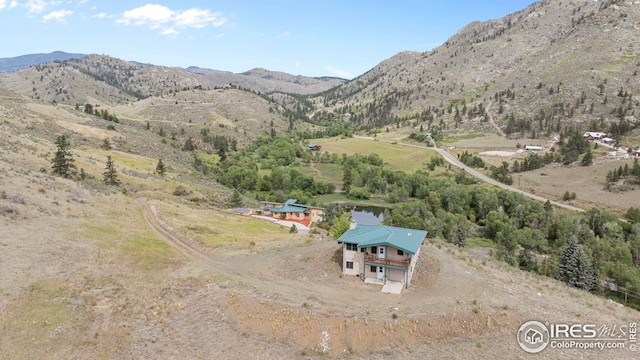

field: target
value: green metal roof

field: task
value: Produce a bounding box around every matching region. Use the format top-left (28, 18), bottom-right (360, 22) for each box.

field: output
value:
top-left (268, 204), bottom-right (307, 213)
top-left (336, 224), bottom-right (427, 255)
top-left (262, 199), bottom-right (324, 213)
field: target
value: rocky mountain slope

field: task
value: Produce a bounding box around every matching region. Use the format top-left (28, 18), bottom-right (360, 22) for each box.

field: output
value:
top-left (318, 0), bottom-right (640, 136)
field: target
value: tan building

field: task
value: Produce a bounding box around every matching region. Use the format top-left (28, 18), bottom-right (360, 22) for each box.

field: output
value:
top-left (260, 199), bottom-right (324, 225)
top-left (337, 224), bottom-right (427, 289)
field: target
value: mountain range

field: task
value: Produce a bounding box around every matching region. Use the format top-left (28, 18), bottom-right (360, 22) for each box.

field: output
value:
top-left (1, 0), bottom-right (638, 144)
top-left (0, 52), bottom-right (346, 100)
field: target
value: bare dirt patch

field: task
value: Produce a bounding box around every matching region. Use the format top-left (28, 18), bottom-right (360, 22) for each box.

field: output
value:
top-left (479, 150), bottom-right (516, 157)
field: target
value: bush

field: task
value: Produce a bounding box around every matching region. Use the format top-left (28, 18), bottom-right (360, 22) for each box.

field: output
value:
top-left (347, 189), bottom-right (370, 200)
top-left (173, 186), bottom-right (189, 196)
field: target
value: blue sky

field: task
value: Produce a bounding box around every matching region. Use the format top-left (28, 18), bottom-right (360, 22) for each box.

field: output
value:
top-left (0, 0), bottom-right (537, 78)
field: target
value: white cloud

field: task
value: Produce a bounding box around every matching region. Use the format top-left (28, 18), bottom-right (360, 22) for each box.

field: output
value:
top-left (90, 12), bottom-right (108, 19)
top-left (9, 0), bottom-right (18, 8)
top-left (276, 30), bottom-right (290, 39)
top-left (117, 3), bottom-right (173, 28)
top-left (161, 28), bottom-right (179, 38)
top-left (42, 8), bottom-right (72, 22)
top-left (174, 8), bottom-right (225, 28)
top-left (0, 0), bottom-right (6, 10)
top-left (325, 66), bottom-right (353, 79)
top-left (117, 3), bottom-right (227, 37)
top-left (295, 62), bottom-right (300, 68)
top-left (25, 0), bottom-right (47, 13)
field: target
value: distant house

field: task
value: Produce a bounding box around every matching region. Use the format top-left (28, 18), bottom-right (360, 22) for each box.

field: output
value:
top-left (337, 224), bottom-right (427, 289)
top-left (525, 145), bottom-right (542, 151)
top-left (633, 149), bottom-right (640, 157)
top-left (583, 132), bottom-right (606, 140)
top-left (307, 144), bottom-right (322, 151)
top-left (260, 199), bottom-right (324, 224)
top-left (601, 137), bottom-right (616, 146)
top-left (233, 207), bottom-right (253, 215)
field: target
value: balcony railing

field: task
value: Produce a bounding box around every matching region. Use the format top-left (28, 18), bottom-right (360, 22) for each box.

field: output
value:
top-left (364, 254), bottom-right (410, 268)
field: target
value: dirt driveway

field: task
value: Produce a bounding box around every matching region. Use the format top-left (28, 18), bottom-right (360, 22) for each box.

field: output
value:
top-left (135, 198), bottom-right (637, 358)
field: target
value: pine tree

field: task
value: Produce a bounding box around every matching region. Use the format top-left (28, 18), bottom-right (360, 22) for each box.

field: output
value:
top-left (581, 147), bottom-right (593, 166)
top-left (558, 235), bottom-right (595, 291)
top-left (228, 189), bottom-right (242, 208)
top-left (218, 146), bottom-right (227, 162)
top-left (103, 156), bottom-right (120, 186)
top-left (101, 138), bottom-right (112, 150)
top-left (342, 167), bottom-right (353, 194)
top-left (155, 159), bottom-right (166, 177)
top-left (51, 135), bottom-right (76, 178)
top-left (455, 224), bottom-right (467, 247)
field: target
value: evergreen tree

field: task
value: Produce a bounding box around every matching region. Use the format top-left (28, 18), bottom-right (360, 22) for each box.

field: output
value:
top-left (558, 235), bottom-right (595, 291)
top-left (182, 137), bottom-right (195, 151)
top-left (342, 167), bottom-right (353, 194)
top-left (289, 224), bottom-right (298, 233)
top-left (101, 138), bottom-right (111, 150)
top-left (103, 156), bottom-right (120, 186)
top-left (218, 146), bottom-right (227, 162)
top-left (155, 159), bottom-right (166, 177)
top-left (228, 189), bottom-right (243, 208)
top-left (51, 135), bottom-right (75, 178)
top-left (455, 224), bottom-right (467, 247)
top-left (544, 200), bottom-right (553, 212)
top-left (581, 147), bottom-right (593, 166)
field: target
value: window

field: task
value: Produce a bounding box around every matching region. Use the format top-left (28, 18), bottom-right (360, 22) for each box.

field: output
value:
top-left (379, 247), bottom-right (384, 254)
top-left (371, 246), bottom-right (377, 254)
top-left (397, 249), bottom-right (404, 256)
top-left (346, 261), bottom-right (354, 269)
top-left (360, 247), bottom-right (365, 253)
top-left (346, 243), bottom-right (357, 251)
top-left (370, 266), bottom-right (377, 273)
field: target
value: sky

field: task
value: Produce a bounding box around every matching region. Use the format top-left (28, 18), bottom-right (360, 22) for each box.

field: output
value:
top-left (0, 0), bottom-right (538, 79)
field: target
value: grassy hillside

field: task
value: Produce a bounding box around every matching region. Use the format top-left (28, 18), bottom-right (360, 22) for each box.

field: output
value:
top-left (1, 96), bottom-right (637, 357)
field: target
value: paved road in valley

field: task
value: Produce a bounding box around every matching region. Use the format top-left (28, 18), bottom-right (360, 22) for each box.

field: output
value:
top-left (353, 135), bottom-right (585, 213)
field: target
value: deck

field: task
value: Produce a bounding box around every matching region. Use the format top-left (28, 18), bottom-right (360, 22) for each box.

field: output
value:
top-left (364, 254), bottom-right (409, 268)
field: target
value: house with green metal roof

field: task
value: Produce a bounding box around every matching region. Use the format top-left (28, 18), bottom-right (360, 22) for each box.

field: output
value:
top-left (337, 224), bottom-right (427, 289)
top-left (260, 199), bottom-right (324, 225)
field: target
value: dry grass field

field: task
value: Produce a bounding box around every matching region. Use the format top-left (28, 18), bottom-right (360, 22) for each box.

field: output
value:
top-left (1, 92), bottom-right (639, 359)
top-left (447, 133), bottom-right (639, 215)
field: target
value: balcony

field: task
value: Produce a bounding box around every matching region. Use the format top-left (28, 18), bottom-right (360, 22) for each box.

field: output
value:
top-left (364, 254), bottom-right (410, 268)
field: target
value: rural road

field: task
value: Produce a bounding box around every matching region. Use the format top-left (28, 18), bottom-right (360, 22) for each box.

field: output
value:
top-left (353, 135), bottom-right (585, 213)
